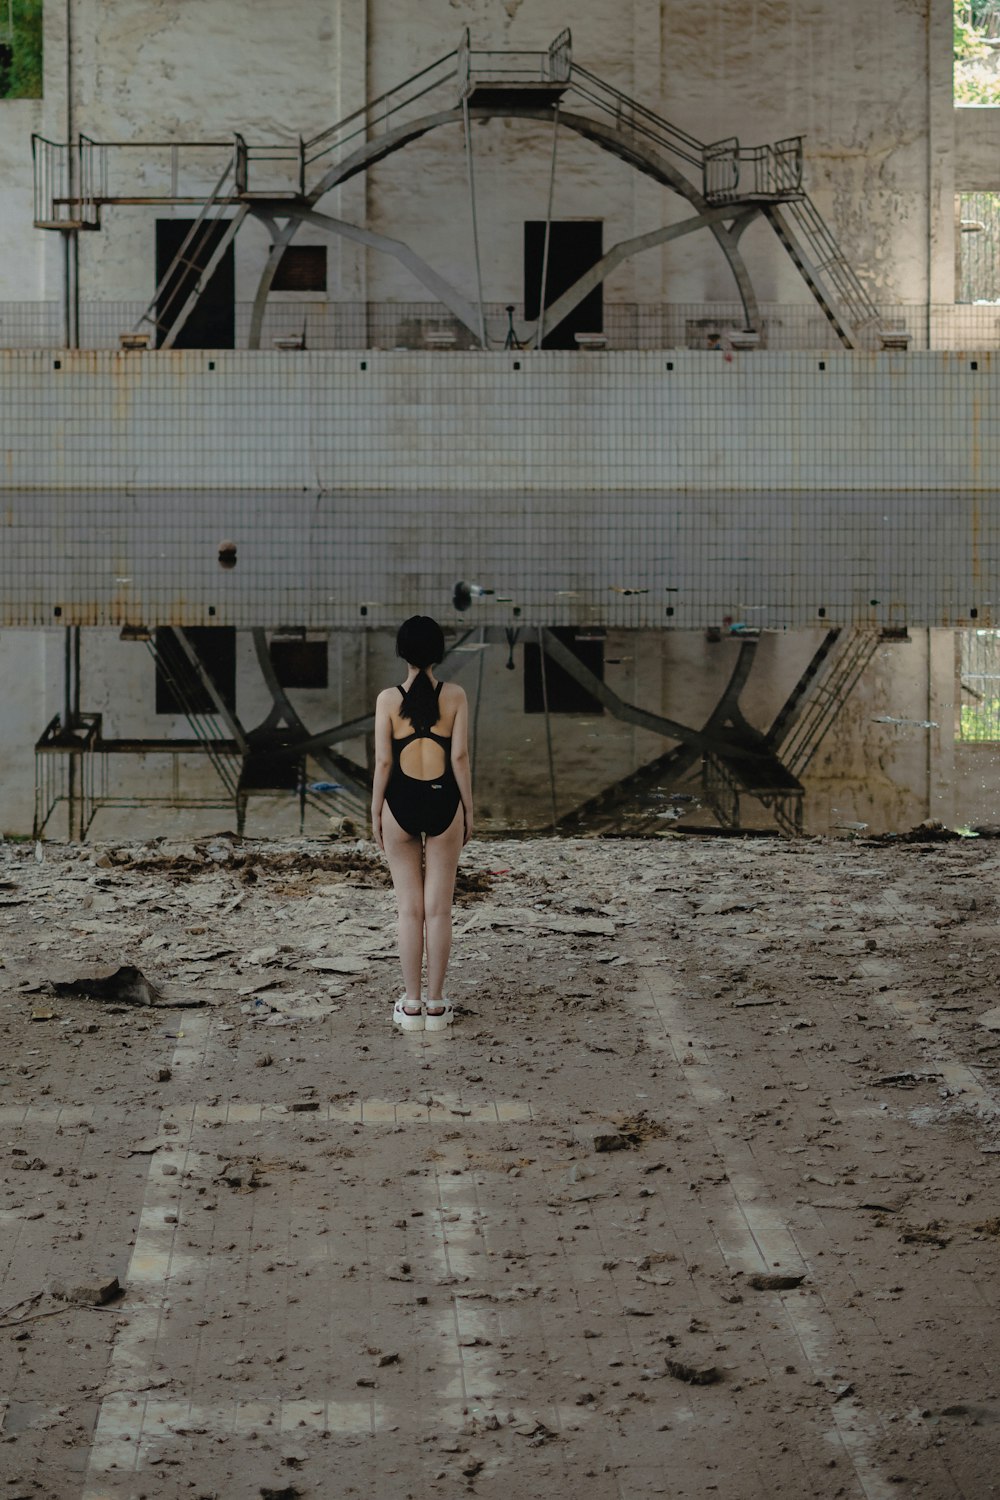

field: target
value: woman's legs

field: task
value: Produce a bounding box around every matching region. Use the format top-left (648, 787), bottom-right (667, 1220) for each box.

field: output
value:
top-left (382, 803), bottom-right (425, 1007)
top-left (423, 806), bottom-right (464, 1004)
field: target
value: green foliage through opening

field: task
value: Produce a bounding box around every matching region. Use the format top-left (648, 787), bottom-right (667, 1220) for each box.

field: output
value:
top-left (956, 0), bottom-right (1000, 104)
top-left (0, 0), bottom-right (42, 101)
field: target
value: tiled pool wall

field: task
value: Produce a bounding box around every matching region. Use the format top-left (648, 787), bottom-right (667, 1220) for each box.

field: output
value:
top-left (1, 349), bottom-right (997, 493)
top-left (0, 350), bottom-right (996, 630)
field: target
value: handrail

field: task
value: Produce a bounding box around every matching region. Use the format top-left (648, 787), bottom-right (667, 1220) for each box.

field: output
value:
top-left (704, 134), bottom-right (803, 200)
top-left (569, 63), bottom-right (705, 170)
top-left (303, 70), bottom-right (457, 171)
top-left (74, 138), bottom-right (235, 150)
top-left (31, 132), bottom-right (103, 226)
top-left (546, 27), bottom-right (572, 82)
top-left (304, 46), bottom-right (458, 153)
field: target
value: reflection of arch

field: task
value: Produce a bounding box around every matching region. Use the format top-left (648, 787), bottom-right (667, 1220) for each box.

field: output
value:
top-left (247, 105), bottom-right (764, 349)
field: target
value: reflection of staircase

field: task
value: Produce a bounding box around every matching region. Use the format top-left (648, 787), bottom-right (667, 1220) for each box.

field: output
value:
top-left (702, 740), bottom-right (804, 837)
top-left (772, 629), bottom-right (880, 777)
top-left (146, 629), bottom-right (244, 801)
top-left (557, 742), bottom-right (698, 835)
top-left (554, 627), bottom-right (879, 839)
top-left (148, 630), bottom-right (369, 833)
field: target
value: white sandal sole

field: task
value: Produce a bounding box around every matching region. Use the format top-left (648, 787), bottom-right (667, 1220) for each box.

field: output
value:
top-left (423, 999), bottom-right (455, 1032)
top-left (393, 998), bottom-right (424, 1032)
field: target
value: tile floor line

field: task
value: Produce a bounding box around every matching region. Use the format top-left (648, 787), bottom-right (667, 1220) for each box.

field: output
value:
top-left (857, 953), bottom-right (1000, 1121)
top-left (81, 1012), bottom-right (213, 1500)
top-left (633, 965), bottom-right (900, 1500)
top-left (76, 1066), bottom-right (549, 1496)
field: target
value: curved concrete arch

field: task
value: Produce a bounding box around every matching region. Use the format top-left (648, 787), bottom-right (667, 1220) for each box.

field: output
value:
top-left (248, 103), bottom-right (762, 348)
top-left (528, 203), bottom-right (762, 349)
top-left (247, 216), bottom-right (302, 352)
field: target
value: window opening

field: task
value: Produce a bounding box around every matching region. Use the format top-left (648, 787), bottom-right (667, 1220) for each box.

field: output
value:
top-left (269, 638), bottom-right (328, 689)
top-left (271, 245), bottom-right (327, 292)
top-left (957, 192), bottom-right (1000, 301)
top-left (155, 627), bottom-right (237, 716)
top-left (524, 220), bottom-right (603, 350)
top-left (955, 1), bottom-right (1000, 105)
top-left (958, 628), bottom-right (1000, 739)
top-left (155, 219), bottom-right (235, 349)
top-left (523, 627), bottom-right (605, 714)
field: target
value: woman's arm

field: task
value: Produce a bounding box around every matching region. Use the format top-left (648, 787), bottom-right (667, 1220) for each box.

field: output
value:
top-left (371, 691), bottom-right (393, 851)
top-left (449, 687), bottom-right (474, 846)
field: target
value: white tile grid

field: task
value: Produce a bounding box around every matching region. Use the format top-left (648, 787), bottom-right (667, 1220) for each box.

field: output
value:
top-left (0, 350), bottom-right (995, 493)
top-left (0, 351), bottom-right (995, 629)
top-left (0, 486), bottom-right (992, 631)
top-left (4, 301), bottom-right (1000, 353)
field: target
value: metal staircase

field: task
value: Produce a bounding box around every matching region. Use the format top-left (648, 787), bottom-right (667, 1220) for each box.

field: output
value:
top-left (32, 27), bottom-right (884, 352)
top-left (764, 202), bottom-right (881, 349)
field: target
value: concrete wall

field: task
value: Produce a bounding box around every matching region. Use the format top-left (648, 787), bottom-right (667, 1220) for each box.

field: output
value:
top-left (0, 0), bottom-right (984, 317)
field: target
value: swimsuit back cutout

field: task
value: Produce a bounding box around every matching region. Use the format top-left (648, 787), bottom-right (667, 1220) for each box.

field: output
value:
top-left (385, 680), bottom-right (461, 837)
top-left (391, 682), bottom-right (452, 780)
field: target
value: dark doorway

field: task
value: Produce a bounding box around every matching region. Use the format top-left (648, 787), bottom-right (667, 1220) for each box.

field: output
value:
top-left (155, 219), bottom-right (235, 349)
top-left (269, 637), bottom-right (329, 689)
top-left (523, 628), bottom-right (605, 714)
top-left (524, 220), bottom-right (603, 350)
top-left (155, 627), bottom-right (237, 715)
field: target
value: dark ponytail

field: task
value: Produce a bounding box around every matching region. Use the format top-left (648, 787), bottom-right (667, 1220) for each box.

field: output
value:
top-left (396, 616), bottom-right (445, 733)
top-left (399, 673), bottom-right (439, 733)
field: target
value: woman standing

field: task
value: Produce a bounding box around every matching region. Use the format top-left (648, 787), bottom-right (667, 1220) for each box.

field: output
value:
top-left (371, 617), bottom-right (473, 1031)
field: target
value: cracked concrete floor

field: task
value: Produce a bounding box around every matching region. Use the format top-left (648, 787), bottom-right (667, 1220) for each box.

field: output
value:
top-left (1, 833), bottom-right (999, 1500)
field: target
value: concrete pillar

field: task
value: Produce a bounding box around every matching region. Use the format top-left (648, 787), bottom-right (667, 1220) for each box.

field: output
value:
top-left (928, 0), bottom-right (957, 334)
top-left (334, 0), bottom-right (369, 304)
top-left (927, 627), bottom-right (956, 826)
top-left (631, 4), bottom-right (666, 303)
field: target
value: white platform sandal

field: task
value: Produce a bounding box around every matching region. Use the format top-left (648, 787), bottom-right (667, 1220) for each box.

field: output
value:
top-left (393, 997), bottom-right (424, 1032)
top-left (423, 998), bottom-right (455, 1033)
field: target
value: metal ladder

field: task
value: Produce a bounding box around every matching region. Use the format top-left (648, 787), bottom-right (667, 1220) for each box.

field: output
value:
top-left (132, 154), bottom-right (247, 349)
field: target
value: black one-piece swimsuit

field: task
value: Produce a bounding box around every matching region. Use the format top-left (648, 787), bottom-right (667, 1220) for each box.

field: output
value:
top-left (385, 683), bottom-right (462, 837)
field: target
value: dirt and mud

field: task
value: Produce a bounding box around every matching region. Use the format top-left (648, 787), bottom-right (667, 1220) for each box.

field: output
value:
top-left (1, 832), bottom-right (999, 1499)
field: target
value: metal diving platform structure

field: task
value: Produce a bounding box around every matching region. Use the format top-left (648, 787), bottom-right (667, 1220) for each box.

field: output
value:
top-left (32, 27), bottom-right (887, 352)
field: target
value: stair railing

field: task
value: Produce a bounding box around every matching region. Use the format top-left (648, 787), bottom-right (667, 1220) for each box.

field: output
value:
top-left (131, 150), bottom-right (239, 340)
top-left (546, 27), bottom-right (572, 82)
top-left (703, 137), bottom-right (740, 199)
top-left (781, 196), bottom-right (880, 331)
top-left (302, 46), bottom-right (459, 179)
top-left (568, 63), bottom-right (705, 170)
top-left (703, 135), bottom-right (803, 200)
top-left (780, 630), bottom-right (880, 776)
top-left (31, 134), bottom-right (102, 227)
